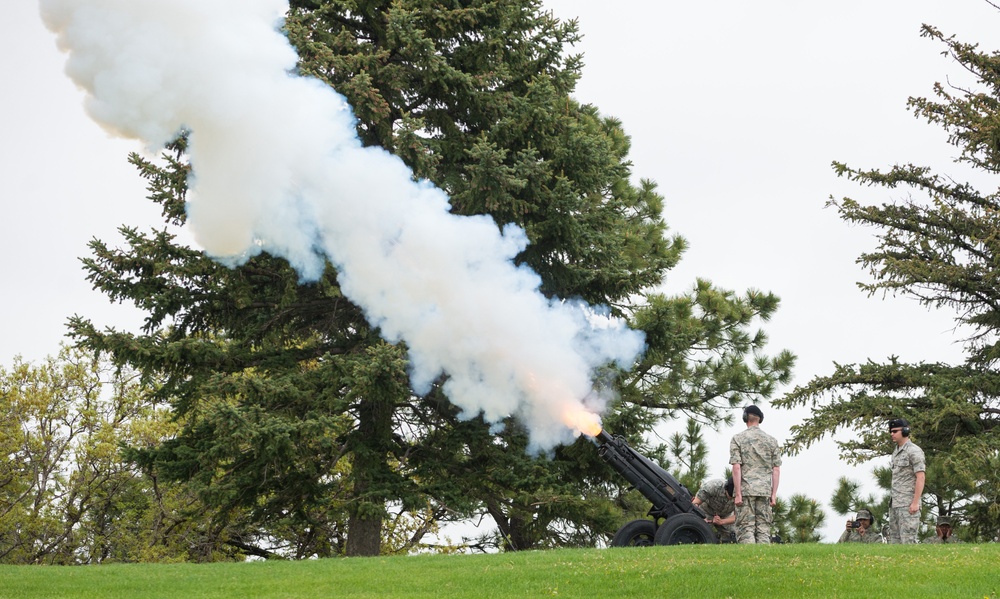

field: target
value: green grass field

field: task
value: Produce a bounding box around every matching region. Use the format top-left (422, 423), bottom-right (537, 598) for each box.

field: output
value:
top-left (0, 544), bottom-right (996, 598)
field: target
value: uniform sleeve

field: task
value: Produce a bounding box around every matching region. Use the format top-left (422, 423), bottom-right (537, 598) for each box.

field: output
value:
top-left (910, 445), bottom-right (926, 473)
top-left (771, 437), bottom-right (783, 468)
top-left (729, 436), bottom-right (741, 465)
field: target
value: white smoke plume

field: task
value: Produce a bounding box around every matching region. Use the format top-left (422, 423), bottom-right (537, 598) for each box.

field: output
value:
top-left (40, 0), bottom-right (645, 449)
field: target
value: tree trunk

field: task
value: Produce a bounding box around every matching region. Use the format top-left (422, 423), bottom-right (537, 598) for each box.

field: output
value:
top-left (345, 509), bottom-right (383, 557)
top-left (486, 499), bottom-right (536, 552)
top-left (344, 359), bottom-right (401, 557)
top-left (506, 514), bottom-right (535, 551)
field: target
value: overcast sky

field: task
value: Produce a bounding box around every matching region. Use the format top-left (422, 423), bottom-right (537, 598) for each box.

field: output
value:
top-left (4, 1), bottom-right (997, 543)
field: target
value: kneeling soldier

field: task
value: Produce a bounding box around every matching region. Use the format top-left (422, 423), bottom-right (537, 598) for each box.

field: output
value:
top-left (693, 477), bottom-right (737, 542)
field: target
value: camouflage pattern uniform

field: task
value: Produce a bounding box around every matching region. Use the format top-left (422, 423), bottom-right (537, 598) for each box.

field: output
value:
top-left (888, 439), bottom-right (925, 544)
top-left (837, 527), bottom-right (882, 543)
top-left (924, 515), bottom-right (963, 543)
top-left (729, 426), bottom-right (782, 544)
top-left (695, 478), bottom-right (736, 541)
top-left (837, 509), bottom-right (881, 543)
top-left (922, 535), bottom-right (963, 544)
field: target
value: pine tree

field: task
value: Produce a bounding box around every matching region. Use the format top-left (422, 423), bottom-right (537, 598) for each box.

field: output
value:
top-left (771, 494), bottom-right (826, 544)
top-left (663, 419), bottom-right (710, 494)
top-left (829, 475), bottom-right (890, 536)
top-left (785, 494), bottom-right (827, 543)
top-left (70, 0), bottom-right (793, 555)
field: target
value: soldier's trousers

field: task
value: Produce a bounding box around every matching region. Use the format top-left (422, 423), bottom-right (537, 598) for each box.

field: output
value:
top-left (887, 506), bottom-right (920, 544)
top-left (734, 496), bottom-right (772, 544)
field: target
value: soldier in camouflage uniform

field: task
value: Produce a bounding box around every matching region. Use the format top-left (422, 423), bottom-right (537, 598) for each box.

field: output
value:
top-left (887, 418), bottom-right (925, 544)
top-left (923, 515), bottom-right (963, 544)
top-left (692, 477), bottom-right (736, 542)
top-left (729, 405), bottom-right (782, 544)
top-left (837, 509), bottom-right (881, 543)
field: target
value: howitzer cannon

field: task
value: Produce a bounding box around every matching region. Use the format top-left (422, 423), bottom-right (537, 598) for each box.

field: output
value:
top-left (594, 430), bottom-right (718, 546)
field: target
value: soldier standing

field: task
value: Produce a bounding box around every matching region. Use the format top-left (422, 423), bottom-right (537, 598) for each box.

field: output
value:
top-left (692, 477), bottom-right (737, 542)
top-left (887, 418), bottom-right (925, 544)
top-left (729, 405), bottom-right (782, 544)
top-left (837, 509), bottom-right (881, 543)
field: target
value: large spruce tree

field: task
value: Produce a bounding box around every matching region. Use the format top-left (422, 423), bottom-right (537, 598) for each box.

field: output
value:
top-left (775, 18), bottom-right (1000, 541)
top-left (71, 0), bottom-right (792, 556)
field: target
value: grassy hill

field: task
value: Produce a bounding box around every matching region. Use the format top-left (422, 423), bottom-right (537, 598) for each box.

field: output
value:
top-left (0, 543), bottom-right (997, 598)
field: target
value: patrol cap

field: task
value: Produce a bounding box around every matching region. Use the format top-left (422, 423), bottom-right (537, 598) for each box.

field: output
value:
top-left (855, 509), bottom-right (873, 522)
top-left (937, 515), bottom-right (952, 526)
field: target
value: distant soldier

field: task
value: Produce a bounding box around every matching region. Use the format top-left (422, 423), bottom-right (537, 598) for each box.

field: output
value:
top-left (924, 515), bottom-right (963, 544)
top-left (729, 405), bottom-right (782, 544)
top-left (837, 509), bottom-right (881, 543)
top-left (887, 418), bottom-right (925, 544)
top-left (692, 477), bottom-right (736, 542)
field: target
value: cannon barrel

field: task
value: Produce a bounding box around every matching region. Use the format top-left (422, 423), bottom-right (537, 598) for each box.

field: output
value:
top-left (592, 429), bottom-right (707, 522)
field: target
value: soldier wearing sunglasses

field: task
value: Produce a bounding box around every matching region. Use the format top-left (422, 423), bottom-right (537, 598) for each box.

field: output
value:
top-left (887, 418), bottom-right (925, 544)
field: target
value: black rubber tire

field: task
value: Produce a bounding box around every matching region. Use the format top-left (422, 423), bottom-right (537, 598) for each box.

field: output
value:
top-left (610, 519), bottom-right (657, 547)
top-left (653, 513), bottom-right (719, 545)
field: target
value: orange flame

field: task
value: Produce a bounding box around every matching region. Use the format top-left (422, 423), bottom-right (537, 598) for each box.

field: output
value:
top-left (523, 370), bottom-right (603, 437)
top-left (564, 407), bottom-right (603, 438)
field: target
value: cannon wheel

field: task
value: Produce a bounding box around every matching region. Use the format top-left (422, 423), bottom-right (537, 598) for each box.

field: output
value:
top-left (654, 514), bottom-right (719, 545)
top-left (610, 519), bottom-right (657, 547)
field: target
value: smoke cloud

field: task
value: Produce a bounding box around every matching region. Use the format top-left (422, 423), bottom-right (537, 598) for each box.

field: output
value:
top-left (40, 0), bottom-right (645, 449)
